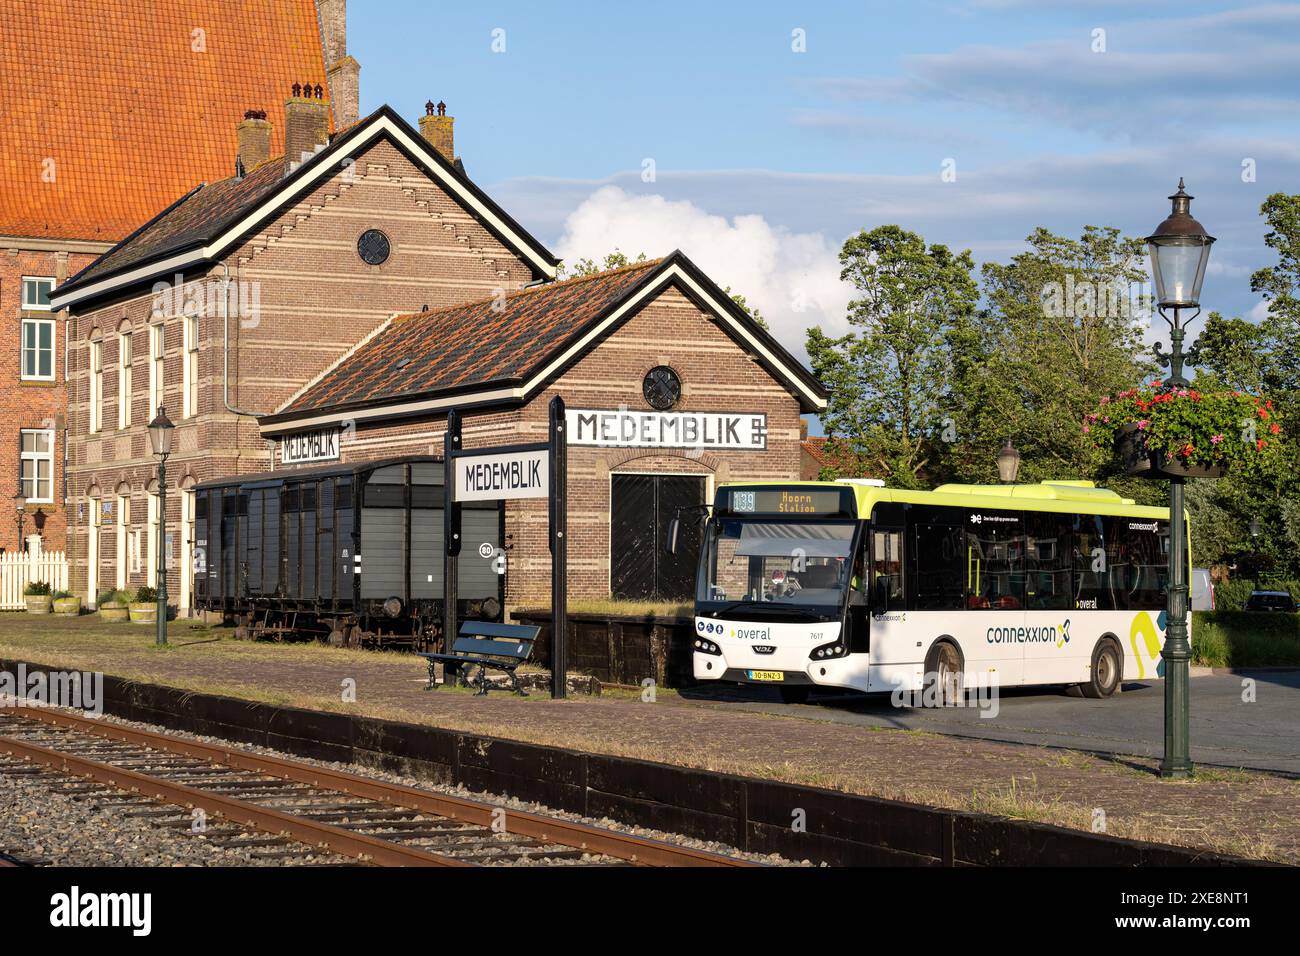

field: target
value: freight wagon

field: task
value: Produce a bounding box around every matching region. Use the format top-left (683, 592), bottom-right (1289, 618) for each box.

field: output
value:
top-left (193, 457), bottom-right (503, 648)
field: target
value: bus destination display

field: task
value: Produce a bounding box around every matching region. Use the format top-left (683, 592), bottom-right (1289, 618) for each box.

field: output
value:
top-left (725, 487), bottom-right (852, 516)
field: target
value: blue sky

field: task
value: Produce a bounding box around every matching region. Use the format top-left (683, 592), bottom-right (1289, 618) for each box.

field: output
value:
top-left (351, 0), bottom-right (1300, 360)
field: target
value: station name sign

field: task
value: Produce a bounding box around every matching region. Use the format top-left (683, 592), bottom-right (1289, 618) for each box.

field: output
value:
top-left (455, 449), bottom-right (550, 502)
top-left (279, 427), bottom-right (341, 465)
top-left (566, 409), bottom-right (767, 451)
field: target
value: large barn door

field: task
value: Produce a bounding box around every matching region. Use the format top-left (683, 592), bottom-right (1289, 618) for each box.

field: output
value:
top-left (610, 474), bottom-right (705, 601)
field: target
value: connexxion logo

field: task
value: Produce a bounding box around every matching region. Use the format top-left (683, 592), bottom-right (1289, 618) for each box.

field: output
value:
top-left (987, 619), bottom-right (1071, 647)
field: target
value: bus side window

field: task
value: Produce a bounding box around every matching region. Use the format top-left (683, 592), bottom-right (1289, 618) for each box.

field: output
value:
top-left (871, 528), bottom-right (903, 605)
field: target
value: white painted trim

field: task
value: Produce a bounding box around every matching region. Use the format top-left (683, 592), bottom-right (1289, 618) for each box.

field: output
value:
top-left (50, 114), bottom-right (557, 310)
top-left (260, 262), bottom-right (825, 436)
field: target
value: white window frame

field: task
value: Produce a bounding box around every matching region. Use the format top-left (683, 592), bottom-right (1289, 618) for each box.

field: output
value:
top-left (19, 428), bottom-right (55, 503)
top-left (115, 496), bottom-right (130, 590)
top-left (149, 323), bottom-right (165, 417)
top-left (20, 316), bottom-right (56, 381)
top-left (118, 331), bottom-right (133, 429)
top-left (89, 340), bottom-right (103, 433)
top-left (21, 276), bottom-right (55, 311)
top-left (183, 314), bottom-right (199, 419)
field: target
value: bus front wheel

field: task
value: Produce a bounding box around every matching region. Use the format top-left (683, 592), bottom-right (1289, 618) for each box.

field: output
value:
top-left (1078, 639), bottom-right (1122, 699)
top-left (923, 640), bottom-right (964, 707)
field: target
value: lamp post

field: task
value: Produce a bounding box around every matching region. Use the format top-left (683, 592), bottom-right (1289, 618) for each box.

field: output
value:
top-left (13, 492), bottom-right (25, 552)
top-left (1146, 178), bottom-right (1215, 780)
top-left (1249, 517), bottom-right (1261, 589)
top-left (996, 440), bottom-right (1021, 484)
top-left (147, 407), bottom-right (175, 647)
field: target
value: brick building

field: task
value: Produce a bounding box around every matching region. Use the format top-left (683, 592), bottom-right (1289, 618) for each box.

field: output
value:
top-left (0, 0), bottom-right (356, 553)
top-left (54, 102), bottom-right (825, 612)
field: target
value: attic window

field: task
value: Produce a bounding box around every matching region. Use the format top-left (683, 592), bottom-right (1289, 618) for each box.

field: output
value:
top-left (643, 366), bottom-right (681, 410)
top-left (357, 229), bottom-right (391, 265)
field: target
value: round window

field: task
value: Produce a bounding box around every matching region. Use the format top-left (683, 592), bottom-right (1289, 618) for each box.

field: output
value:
top-left (357, 229), bottom-right (391, 265)
top-left (643, 366), bottom-right (681, 410)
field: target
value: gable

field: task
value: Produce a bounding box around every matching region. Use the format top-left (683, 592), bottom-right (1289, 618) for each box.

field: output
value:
top-left (259, 251), bottom-right (827, 435)
top-left (51, 106), bottom-right (559, 311)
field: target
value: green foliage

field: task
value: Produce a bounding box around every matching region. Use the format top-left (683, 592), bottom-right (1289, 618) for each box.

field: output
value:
top-left (948, 226), bottom-right (1152, 483)
top-left (1084, 385), bottom-right (1281, 470)
top-left (23, 580), bottom-right (51, 597)
top-left (558, 248), bottom-right (648, 279)
top-left (133, 585), bottom-right (158, 604)
top-left (808, 225), bottom-right (978, 486)
top-left (52, 590), bottom-right (74, 600)
top-left (1192, 610), bottom-right (1300, 667)
top-left (722, 286), bottom-right (768, 329)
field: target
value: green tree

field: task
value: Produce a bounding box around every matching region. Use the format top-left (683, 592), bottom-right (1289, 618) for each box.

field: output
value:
top-left (806, 225), bottom-right (978, 486)
top-left (947, 226), bottom-right (1152, 484)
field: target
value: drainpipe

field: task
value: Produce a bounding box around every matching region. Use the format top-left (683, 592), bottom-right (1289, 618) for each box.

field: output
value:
top-left (221, 263), bottom-right (264, 419)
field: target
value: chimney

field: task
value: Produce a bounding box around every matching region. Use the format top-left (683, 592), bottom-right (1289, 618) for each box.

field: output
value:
top-left (419, 100), bottom-right (454, 163)
top-left (284, 82), bottom-right (330, 171)
top-left (316, 0), bottom-right (360, 129)
top-left (236, 110), bottom-right (272, 174)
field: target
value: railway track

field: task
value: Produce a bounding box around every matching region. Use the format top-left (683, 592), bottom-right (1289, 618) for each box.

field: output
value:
top-left (0, 707), bottom-right (755, 867)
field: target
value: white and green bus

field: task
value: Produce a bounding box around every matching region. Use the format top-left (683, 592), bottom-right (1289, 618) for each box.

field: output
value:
top-left (674, 479), bottom-right (1182, 705)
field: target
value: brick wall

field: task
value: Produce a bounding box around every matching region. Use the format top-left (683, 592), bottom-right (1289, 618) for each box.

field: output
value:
top-left (0, 245), bottom-right (101, 554)
top-left (63, 136), bottom-right (536, 603)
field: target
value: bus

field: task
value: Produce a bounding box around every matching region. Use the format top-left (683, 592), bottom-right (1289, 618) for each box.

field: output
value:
top-left (670, 479), bottom-right (1182, 705)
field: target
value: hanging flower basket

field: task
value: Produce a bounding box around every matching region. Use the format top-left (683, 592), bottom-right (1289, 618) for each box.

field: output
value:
top-left (1085, 383), bottom-right (1279, 481)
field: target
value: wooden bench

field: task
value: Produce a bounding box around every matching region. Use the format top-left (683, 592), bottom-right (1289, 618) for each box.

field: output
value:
top-left (418, 621), bottom-right (539, 697)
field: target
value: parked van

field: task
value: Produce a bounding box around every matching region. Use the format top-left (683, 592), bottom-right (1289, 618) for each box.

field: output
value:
top-left (1190, 568), bottom-right (1215, 611)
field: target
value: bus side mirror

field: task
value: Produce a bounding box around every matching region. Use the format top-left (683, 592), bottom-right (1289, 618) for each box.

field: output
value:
top-left (665, 517), bottom-right (680, 556)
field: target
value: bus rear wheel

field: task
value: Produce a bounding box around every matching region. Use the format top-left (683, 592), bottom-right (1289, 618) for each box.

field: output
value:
top-left (923, 641), bottom-right (963, 707)
top-left (1079, 639), bottom-right (1122, 699)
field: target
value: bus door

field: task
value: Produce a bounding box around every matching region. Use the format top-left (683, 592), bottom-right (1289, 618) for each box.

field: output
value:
top-left (963, 510), bottom-right (1025, 686)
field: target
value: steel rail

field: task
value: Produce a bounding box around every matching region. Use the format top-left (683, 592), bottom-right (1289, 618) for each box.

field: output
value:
top-left (0, 707), bottom-right (753, 867)
top-left (0, 729), bottom-right (471, 868)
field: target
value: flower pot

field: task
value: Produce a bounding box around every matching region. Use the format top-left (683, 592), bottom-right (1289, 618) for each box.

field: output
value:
top-left (1115, 423), bottom-right (1228, 480)
top-left (99, 605), bottom-right (130, 622)
top-left (128, 603), bottom-right (158, 624)
top-left (53, 597), bottom-right (82, 616)
top-left (25, 595), bottom-right (53, 614)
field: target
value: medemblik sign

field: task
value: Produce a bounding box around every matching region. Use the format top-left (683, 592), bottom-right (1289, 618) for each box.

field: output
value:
top-left (454, 449), bottom-right (549, 502)
top-left (566, 408), bottom-right (767, 450)
top-left (279, 427), bottom-right (341, 465)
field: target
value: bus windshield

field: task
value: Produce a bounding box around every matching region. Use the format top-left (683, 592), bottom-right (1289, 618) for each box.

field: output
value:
top-left (698, 518), bottom-right (860, 611)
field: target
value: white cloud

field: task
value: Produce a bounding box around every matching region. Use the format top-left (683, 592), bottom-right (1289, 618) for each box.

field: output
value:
top-left (553, 186), bottom-right (854, 356)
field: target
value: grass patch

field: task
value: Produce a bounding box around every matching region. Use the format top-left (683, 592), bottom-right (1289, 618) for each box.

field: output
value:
top-left (1191, 610), bottom-right (1300, 667)
top-left (519, 598), bottom-right (692, 619)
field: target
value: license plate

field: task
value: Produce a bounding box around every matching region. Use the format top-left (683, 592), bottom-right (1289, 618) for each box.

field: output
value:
top-left (746, 670), bottom-right (784, 682)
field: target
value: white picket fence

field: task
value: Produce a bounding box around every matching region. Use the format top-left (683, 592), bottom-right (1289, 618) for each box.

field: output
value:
top-left (0, 536), bottom-right (70, 609)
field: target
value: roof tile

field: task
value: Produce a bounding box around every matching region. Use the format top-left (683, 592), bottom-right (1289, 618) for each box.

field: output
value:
top-left (0, 0), bottom-right (328, 241)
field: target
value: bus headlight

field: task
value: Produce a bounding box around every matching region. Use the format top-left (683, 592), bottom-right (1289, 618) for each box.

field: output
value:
top-left (694, 637), bottom-right (722, 655)
top-left (811, 640), bottom-right (846, 660)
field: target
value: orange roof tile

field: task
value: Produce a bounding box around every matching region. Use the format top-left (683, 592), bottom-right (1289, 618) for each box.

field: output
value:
top-left (0, 0), bottom-right (329, 242)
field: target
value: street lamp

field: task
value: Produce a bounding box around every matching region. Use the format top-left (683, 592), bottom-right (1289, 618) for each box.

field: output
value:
top-left (1146, 179), bottom-right (1215, 780)
top-left (996, 440), bottom-right (1021, 484)
top-left (147, 406), bottom-right (175, 647)
top-left (1249, 517), bottom-right (1261, 589)
top-left (12, 492), bottom-right (25, 553)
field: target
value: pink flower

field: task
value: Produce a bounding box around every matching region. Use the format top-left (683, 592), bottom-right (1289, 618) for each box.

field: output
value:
top-left (1103, 416), bottom-right (1110, 424)
top-left (1211, 434), bottom-right (1224, 445)
top-left (1100, 396), bottom-right (1111, 405)
top-left (1083, 425), bottom-right (1091, 433)
top-left (1137, 420), bottom-right (1149, 430)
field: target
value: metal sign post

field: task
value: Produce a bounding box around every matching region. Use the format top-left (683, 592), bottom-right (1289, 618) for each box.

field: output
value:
top-left (442, 396), bottom-right (569, 700)
top-left (549, 396), bottom-right (568, 700)
top-left (443, 409), bottom-right (462, 684)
